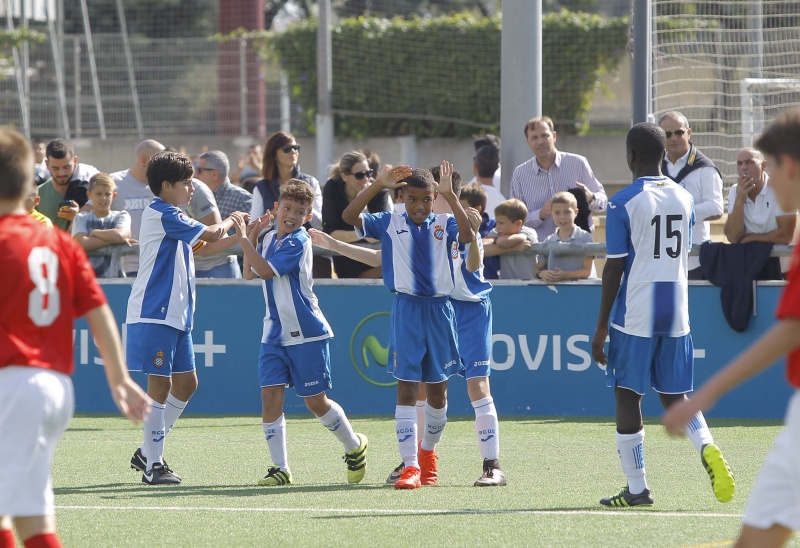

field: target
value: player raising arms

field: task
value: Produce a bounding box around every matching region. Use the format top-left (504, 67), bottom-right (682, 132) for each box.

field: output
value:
top-left (343, 161), bottom-right (475, 489)
top-left (592, 122), bottom-right (735, 508)
top-left (665, 108), bottom-right (800, 548)
top-left (0, 127), bottom-right (150, 548)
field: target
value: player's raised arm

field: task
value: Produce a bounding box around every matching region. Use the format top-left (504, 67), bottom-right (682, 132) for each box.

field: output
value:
top-left (342, 165), bottom-right (411, 227)
top-left (437, 160), bottom-right (475, 244)
top-left (309, 228), bottom-right (382, 268)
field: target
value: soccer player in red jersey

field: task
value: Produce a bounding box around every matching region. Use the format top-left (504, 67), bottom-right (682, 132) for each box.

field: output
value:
top-left (0, 127), bottom-right (150, 548)
top-left (665, 108), bottom-right (800, 548)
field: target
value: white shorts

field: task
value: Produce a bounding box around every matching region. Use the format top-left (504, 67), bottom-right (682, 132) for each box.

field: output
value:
top-left (743, 390), bottom-right (800, 531)
top-left (0, 366), bottom-right (74, 518)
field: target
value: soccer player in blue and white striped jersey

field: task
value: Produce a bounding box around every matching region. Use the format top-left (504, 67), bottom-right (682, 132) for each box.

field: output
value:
top-left (592, 123), bottom-right (734, 508)
top-left (234, 179), bottom-right (368, 487)
top-left (343, 162), bottom-right (476, 489)
top-left (127, 151), bottom-right (245, 485)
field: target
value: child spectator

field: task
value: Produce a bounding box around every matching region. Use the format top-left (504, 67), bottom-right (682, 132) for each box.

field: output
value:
top-left (343, 162), bottom-right (475, 490)
top-left (72, 173), bottom-right (133, 278)
top-left (233, 179), bottom-right (368, 487)
top-left (485, 199), bottom-right (539, 280)
top-left (127, 151), bottom-right (243, 485)
top-left (664, 108), bottom-right (800, 547)
top-left (23, 184), bottom-right (53, 228)
top-left (535, 191), bottom-right (597, 282)
top-left (460, 183), bottom-right (500, 279)
top-left (0, 127), bottom-right (149, 548)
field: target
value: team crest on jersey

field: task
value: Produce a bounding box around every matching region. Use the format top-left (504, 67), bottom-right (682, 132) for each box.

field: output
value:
top-left (451, 241), bottom-right (459, 259)
top-left (433, 225), bottom-right (445, 240)
top-left (153, 351), bottom-right (165, 368)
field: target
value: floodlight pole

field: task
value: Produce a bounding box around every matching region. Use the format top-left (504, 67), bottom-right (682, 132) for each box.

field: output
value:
top-left (316, 0), bottom-right (334, 184)
top-left (632, 0), bottom-right (653, 126)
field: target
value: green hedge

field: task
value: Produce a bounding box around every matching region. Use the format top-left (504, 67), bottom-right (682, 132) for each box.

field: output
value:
top-left (251, 11), bottom-right (628, 137)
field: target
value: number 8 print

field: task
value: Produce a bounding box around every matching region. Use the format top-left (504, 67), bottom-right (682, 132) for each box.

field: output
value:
top-left (28, 247), bottom-right (61, 326)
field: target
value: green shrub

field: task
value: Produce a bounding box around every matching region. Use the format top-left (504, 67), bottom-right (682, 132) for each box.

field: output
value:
top-left (247, 11), bottom-right (628, 137)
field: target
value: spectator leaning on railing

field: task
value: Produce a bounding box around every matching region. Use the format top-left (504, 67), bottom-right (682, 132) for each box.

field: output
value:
top-left (724, 147), bottom-right (798, 277)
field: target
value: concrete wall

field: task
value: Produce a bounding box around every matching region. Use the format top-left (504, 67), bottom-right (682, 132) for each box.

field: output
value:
top-left (71, 132), bottom-right (630, 187)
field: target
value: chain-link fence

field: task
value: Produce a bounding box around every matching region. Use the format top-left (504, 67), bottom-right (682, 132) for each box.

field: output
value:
top-left (1, 0), bottom-right (635, 141)
top-left (653, 0), bottom-right (800, 187)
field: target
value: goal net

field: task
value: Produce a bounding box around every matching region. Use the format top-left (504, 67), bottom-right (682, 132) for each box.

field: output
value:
top-left (652, 0), bottom-right (800, 187)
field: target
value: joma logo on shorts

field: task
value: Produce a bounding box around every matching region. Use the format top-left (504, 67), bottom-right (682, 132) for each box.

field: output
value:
top-left (304, 380), bottom-right (319, 387)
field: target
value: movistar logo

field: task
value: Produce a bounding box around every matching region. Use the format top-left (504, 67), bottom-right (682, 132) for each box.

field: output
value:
top-left (350, 311), bottom-right (396, 388)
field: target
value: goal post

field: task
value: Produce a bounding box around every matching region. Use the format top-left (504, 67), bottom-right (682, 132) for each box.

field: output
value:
top-left (741, 78), bottom-right (800, 148)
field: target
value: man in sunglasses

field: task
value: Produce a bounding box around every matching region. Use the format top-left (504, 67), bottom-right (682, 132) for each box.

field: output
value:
top-left (659, 111), bottom-right (724, 280)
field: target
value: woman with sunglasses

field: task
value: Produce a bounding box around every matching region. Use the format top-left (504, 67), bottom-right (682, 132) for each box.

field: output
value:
top-left (249, 131), bottom-right (322, 229)
top-left (322, 150), bottom-right (392, 278)
top-left (250, 131), bottom-right (330, 277)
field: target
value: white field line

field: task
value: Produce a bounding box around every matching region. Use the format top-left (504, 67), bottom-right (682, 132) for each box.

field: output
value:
top-left (57, 505), bottom-right (741, 518)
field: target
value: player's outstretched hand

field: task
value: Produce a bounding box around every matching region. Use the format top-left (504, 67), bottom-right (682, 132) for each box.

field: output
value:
top-left (231, 212), bottom-right (248, 239)
top-left (308, 228), bottom-right (334, 250)
top-left (246, 212), bottom-right (273, 240)
top-left (375, 165), bottom-right (412, 190)
top-left (437, 160), bottom-right (455, 198)
top-left (465, 207), bottom-right (482, 233)
top-left (591, 326), bottom-right (608, 366)
top-left (110, 379), bottom-right (151, 425)
top-left (663, 398), bottom-right (703, 437)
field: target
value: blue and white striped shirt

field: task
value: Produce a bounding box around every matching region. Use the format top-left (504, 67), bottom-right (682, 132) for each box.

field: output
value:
top-left (606, 176), bottom-right (695, 337)
top-left (357, 211), bottom-right (459, 297)
top-left (259, 228), bottom-right (332, 346)
top-left (126, 198), bottom-right (205, 331)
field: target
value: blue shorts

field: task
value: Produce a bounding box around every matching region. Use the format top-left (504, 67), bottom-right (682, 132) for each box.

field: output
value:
top-left (451, 298), bottom-right (492, 379)
top-left (388, 294), bottom-right (460, 383)
top-left (258, 339), bottom-right (332, 397)
top-left (126, 323), bottom-right (196, 377)
top-left (606, 328), bottom-right (694, 395)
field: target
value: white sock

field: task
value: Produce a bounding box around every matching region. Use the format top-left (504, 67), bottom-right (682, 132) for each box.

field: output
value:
top-left (395, 405), bottom-right (418, 468)
top-left (473, 397), bottom-right (500, 460)
top-left (616, 430), bottom-right (648, 494)
top-left (318, 400), bottom-right (359, 452)
top-left (420, 402), bottom-right (447, 452)
top-left (684, 412), bottom-right (714, 452)
top-left (143, 401), bottom-right (166, 472)
top-left (164, 393), bottom-right (188, 437)
top-left (263, 415), bottom-right (289, 471)
top-left (415, 399), bottom-right (426, 431)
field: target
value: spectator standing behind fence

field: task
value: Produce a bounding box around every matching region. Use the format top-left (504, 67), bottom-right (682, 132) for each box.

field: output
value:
top-left (24, 184), bottom-right (53, 228)
top-left (473, 145), bottom-right (506, 215)
top-left (193, 151), bottom-right (252, 278)
top-left (36, 139), bottom-right (99, 232)
top-left (534, 191), bottom-right (597, 282)
top-left (484, 199), bottom-right (539, 280)
top-left (468, 134), bottom-right (503, 190)
top-left (510, 116), bottom-right (607, 242)
top-left (111, 139), bottom-right (166, 276)
top-left (724, 147), bottom-right (798, 277)
top-left (72, 174), bottom-right (133, 279)
top-left (32, 139), bottom-right (48, 186)
top-left (250, 131), bottom-right (329, 278)
top-left (231, 144), bottom-right (263, 183)
top-left (322, 151), bottom-right (391, 278)
top-left (659, 111), bottom-right (724, 280)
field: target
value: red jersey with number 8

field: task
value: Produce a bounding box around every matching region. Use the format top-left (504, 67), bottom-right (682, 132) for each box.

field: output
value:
top-left (0, 214), bottom-right (106, 374)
